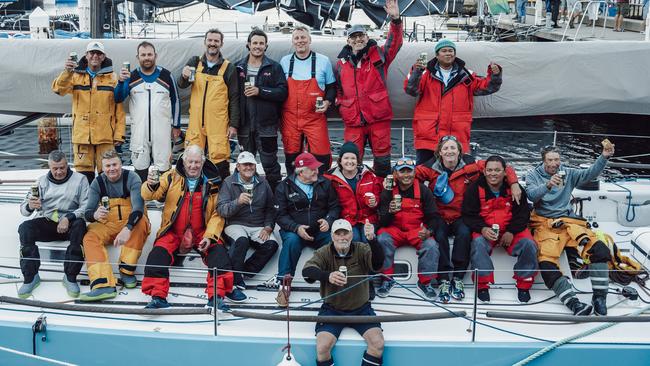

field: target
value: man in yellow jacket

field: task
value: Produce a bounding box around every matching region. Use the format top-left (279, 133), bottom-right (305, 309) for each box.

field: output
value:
top-left (52, 41), bottom-right (126, 184)
top-left (178, 29), bottom-right (240, 182)
top-left (140, 144), bottom-right (236, 310)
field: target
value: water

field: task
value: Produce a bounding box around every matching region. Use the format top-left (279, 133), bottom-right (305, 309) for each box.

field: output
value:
top-left (0, 114), bottom-right (649, 178)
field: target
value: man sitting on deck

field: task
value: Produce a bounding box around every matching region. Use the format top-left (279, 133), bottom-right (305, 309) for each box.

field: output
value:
top-left (526, 142), bottom-right (615, 315)
top-left (141, 145), bottom-right (235, 311)
top-left (17, 150), bottom-right (89, 298)
top-left (303, 219), bottom-right (385, 366)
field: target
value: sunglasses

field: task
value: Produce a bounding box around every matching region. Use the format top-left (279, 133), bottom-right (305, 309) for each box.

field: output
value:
top-left (440, 135), bottom-right (458, 143)
top-left (87, 51), bottom-right (105, 57)
top-left (395, 158), bottom-right (415, 166)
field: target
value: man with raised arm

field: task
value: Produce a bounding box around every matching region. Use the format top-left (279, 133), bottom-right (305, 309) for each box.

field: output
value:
top-left (333, 0), bottom-right (402, 177)
top-left (526, 142), bottom-right (615, 315)
top-left (17, 150), bottom-right (89, 299)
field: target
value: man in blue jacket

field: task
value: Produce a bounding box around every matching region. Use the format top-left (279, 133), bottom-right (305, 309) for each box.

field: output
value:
top-left (236, 29), bottom-right (288, 191)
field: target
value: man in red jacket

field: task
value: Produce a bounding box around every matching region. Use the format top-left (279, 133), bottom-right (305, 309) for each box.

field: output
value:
top-left (334, 0), bottom-right (402, 177)
top-left (404, 39), bottom-right (502, 164)
top-left (462, 156), bottom-right (538, 304)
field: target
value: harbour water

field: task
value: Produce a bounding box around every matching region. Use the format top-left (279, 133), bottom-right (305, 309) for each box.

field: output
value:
top-left (0, 114), bottom-right (648, 177)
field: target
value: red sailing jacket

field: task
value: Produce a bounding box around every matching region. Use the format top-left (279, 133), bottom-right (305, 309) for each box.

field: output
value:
top-left (404, 58), bottom-right (501, 152)
top-left (325, 166), bottom-right (384, 225)
top-left (390, 181), bottom-right (424, 231)
top-left (416, 157), bottom-right (517, 224)
top-left (334, 20), bottom-right (403, 127)
top-left (477, 185), bottom-right (513, 232)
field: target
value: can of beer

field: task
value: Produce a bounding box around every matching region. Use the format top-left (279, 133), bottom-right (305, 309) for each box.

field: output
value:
top-left (249, 76), bottom-right (255, 86)
top-left (122, 61), bottom-right (130, 71)
top-left (558, 171), bottom-right (566, 187)
top-left (30, 184), bottom-right (39, 198)
top-left (385, 175), bottom-right (394, 190)
top-left (69, 52), bottom-right (78, 63)
top-left (188, 66), bottom-right (196, 82)
top-left (244, 81), bottom-right (252, 88)
top-left (419, 52), bottom-right (428, 65)
top-left (492, 224), bottom-right (500, 237)
top-left (101, 196), bottom-right (110, 209)
top-left (245, 186), bottom-right (253, 197)
top-left (339, 265), bottom-right (348, 283)
top-left (315, 97), bottom-right (324, 109)
top-left (394, 194), bottom-right (402, 210)
top-left (149, 166), bottom-right (160, 184)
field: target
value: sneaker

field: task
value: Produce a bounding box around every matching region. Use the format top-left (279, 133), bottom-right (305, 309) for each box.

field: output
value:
top-left (417, 281), bottom-right (437, 300)
top-left (567, 298), bottom-right (593, 316)
top-left (376, 279), bottom-right (396, 298)
top-left (120, 273), bottom-right (138, 289)
top-left (451, 278), bottom-right (465, 300)
top-left (79, 287), bottom-right (117, 302)
top-left (62, 276), bottom-right (80, 298)
top-left (225, 288), bottom-right (248, 303)
top-left (206, 296), bottom-right (231, 312)
top-left (517, 289), bottom-right (531, 304)
top-left (477, 289), bottom-right (490, 303)
top-left (18, 274), bottom-right (41, 299)
top-left (263, 276), bottom-right (281, 289)
top-left (592, 295), bottom-right (607, 316)
top-left (145, 296), bottom-right (171, 309)
top-left (438, 280), bottom-right (451, 303)
top-left (235, 279), bottom-right (247, 291)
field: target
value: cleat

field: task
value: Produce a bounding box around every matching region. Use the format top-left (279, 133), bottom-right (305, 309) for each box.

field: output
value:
top-left (79, 287), bottom-right (117, 302)
top-left (451, 278), bottom-right (466, 300)
top-left (477, 289), bottom-right (491, 303)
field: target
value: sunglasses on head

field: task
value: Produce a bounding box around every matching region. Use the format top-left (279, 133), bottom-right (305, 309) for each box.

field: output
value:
top-left (396, 158), bottom-right (415, 166)
top-left (440, 135), bottom-right (458, 143)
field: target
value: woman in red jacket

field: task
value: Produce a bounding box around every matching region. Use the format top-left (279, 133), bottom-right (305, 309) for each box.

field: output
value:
top-left (325, 142), bottom-right (383, 242)
top-left (415, 135), bottom-right (521, 303)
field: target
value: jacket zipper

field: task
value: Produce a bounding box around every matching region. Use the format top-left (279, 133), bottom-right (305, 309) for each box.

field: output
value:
top-left (147, 88), bottom-right (152, 143)
top-left (201, 80), bottom-right (209, 128)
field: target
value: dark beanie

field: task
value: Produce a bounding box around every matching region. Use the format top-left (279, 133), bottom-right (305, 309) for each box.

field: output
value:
top-left (339, 141), bottom-right (360, 159)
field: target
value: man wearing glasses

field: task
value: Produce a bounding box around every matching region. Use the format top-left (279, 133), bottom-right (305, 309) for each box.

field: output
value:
top-left (52, 41), bottom-right (126, 184)
top-left (375, 158), bottom-right (444, 299)
top-left (526, 142), bottom-right (615, 315)
top-left (404, 39), bottom-right (502, 164)
top-left (333, 0), bottom-right (401, 177)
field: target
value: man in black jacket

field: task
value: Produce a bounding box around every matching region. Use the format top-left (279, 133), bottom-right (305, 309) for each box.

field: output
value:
top-left (236, 29), bottom-right (288, 191)
top-left (275, 152), bottom-right (340, 304)
top-left (462, 156), bottom-right (538, 304)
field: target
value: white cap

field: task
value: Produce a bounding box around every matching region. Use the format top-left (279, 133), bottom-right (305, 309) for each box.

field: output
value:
top-left (237, 151), bottom-right (256, 165)
top-left (86, 41), bottom-right (105, 54)
top-left (331, 219), bottom-right (352, 233)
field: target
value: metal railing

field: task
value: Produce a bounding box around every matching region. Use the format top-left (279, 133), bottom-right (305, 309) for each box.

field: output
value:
top-left (561, 0), bottom-right (609, 41)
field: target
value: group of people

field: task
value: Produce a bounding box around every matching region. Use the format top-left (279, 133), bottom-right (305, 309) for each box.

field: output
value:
top-left (17, 0), bottom-right (620, 363)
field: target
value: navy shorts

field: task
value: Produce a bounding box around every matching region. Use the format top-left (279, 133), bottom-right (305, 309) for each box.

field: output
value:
top-left (314, 302), bottom-right (382, 338)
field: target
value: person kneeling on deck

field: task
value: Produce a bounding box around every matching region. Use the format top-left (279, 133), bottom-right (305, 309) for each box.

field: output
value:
top-left (217, 151), bottom-right (279, 302)
top-left (275, 152), bottom-right (340, 306)
top-left (376, 158), bottom-right (444, 299)
top-left (303, 219), bottom-right (384, 366)
top-left (526, 142), bottom-right (615, 316)
top-left (141, 145), bottom-right (235, 311)
top-left (17, 150), bottom-right (89, 298)
top-left (462, 156), bottom-right (538, 304)
top-left (80, 150), bottom-right (150, 302)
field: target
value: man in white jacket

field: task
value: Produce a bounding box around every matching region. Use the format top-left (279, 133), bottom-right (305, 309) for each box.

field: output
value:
top-left (17, 150), bottom-right (89, 298)
top-left (115, 41), bottom-right (181, 182)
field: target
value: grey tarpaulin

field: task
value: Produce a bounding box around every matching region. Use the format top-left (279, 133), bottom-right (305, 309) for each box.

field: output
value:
top-left (0, 39), bottom-right (649, 117)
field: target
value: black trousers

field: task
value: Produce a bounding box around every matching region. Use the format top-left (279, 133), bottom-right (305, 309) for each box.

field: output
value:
top-left (238, 126), bottom-right (282, 191)
top-left (18, 217), bottom-right (86, 282)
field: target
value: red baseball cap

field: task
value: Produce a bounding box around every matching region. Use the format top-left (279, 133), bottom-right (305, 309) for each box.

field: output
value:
top-left (295, 152), bottom-right (322, 170)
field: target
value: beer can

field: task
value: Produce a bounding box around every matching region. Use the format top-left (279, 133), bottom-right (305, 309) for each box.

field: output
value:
top-left (492, 224), bottom-right (500, 237)
top-left (122, 61), bottom-right (130, 71)
top-left (69, 52), bottom-right (78, 63)
top-left (244, 81), bottom-right (252, 88)
top-left (245, 187), bottom-right (253, 196)
top-left (188, 66), bottom-right (196, 82)
top-left (419, 52), bottom-right (428, 64)
top-left (149, 166), bottom-right (160, 183)
top-left (339, 266), bottom-right (348, 281)
top-left (385, 175), bottom-right (394, 190)
top-left (394, 194), bottom-right (402, 210)
top-left (558, 170), bottom-right (566, 187)
top-left (30, 184), bottom-right (39, 198)
top-left (315, 97), bottom-right (324, 109)
top-left (249, 76), bottom-right (255, 86)
top-left (101, 196), bottom-right (110, 209)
